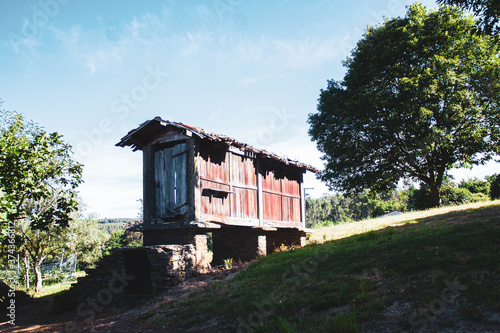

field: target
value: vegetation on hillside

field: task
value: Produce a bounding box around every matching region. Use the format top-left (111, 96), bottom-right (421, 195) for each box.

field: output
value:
top-left (97, 218), bottom-right (137, 234)
top-left (306, 176), bottom-right (496, 228)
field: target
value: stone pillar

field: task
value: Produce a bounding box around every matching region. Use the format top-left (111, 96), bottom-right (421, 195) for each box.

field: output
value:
top-left (194, 234), bottom-right (210, 271)
top-left (258, 235), bottom-right (267, 257)
top-left (212, 227), bottom-right (265, 265)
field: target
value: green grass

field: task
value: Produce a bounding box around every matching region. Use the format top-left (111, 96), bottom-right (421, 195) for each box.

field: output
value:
top-left (32, 282), bottom-right (74, 298)
top-left (140, 203), bottom-right (500, 332)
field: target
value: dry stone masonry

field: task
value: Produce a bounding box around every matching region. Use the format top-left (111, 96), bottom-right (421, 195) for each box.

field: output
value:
top-left (69, 245), bottom-right (197, 307)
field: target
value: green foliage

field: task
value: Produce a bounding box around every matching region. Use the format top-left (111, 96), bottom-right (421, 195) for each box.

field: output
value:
top-left (459, 177), bottom-right (490, 195)
top-left (104, 222), bottom-right (143, 254)
top-left (487, 174), bottom-right (500, 200)
top-left (223, 258), bottom-right (233, 269)
top-left (306, 190), bottom-right (407, 227)
top-left (436, 0), bottom-right (500, 35)
top-left (97, 218), bottom-right (136, 234)
top-left (0, 110), bottom-right (83, 232)
top-left (307, 176), bottom-right (494, 227)
top-left (0, 108), bottom-right (83, 293)
top-left (63, 217), bottom-right (109, 269)
top-left (407, 178), bottom-right (490, 210)
top-left (308, 4), bottom-right (500, 208)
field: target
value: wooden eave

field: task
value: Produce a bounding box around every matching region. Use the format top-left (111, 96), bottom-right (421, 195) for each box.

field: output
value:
top-left (116, 116), bottom-right (320, 173)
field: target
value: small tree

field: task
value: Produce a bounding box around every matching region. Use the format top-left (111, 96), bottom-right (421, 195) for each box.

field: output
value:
top-left (0, 109), bottom-right (82, 292)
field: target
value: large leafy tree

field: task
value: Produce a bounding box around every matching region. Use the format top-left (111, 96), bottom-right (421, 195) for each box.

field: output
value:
top-left (436, 0), bottom-right (500, 35)
top-left (0, 108), bottom-right (83, 292)
top-left (308, 4), bottom-right (500, 207)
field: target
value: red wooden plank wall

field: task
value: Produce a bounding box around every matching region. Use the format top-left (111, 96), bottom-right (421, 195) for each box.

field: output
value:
top-left (262, 172), bottom-right (301, 222)
top-left (200, 179), bottom-right (231, 216)
top-left (198, 145), bottom-right (229, 183)
top-left (230, 154), bottom-right (256, 187)
top-left (198, 142), bottom-right (302, 224)
top-left (230, 154), bottom-right (258, 219)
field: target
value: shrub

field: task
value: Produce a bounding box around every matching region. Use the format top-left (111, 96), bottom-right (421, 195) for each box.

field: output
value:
top-left (459, 178), bottom-right (490, 195)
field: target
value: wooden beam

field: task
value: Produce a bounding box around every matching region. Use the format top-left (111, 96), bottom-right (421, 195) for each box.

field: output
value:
top-left (300, 175), bottom-right (306, 230)
top-left (143, 145), bottom-right (156, 224)
top-left (280, 177), bottom-right (284, 222)
top-left (228, 149), bottom-right (233, 218)
top-left (193, 139), bottom-right (202, 222)
top-left (186, 138), bottom-right (196, 222)
top-left (149, 134), bottom-right (190, 146)
top-left (257, 160), bottom-right (264, 226)
top-left (189, 221), bottom-right (222, 229)
top-left (200, 214), bottom-right (260, 227)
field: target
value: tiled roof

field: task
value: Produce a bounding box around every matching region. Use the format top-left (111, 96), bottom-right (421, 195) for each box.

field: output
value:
top-left (116, 117), bottom-right (320, 173)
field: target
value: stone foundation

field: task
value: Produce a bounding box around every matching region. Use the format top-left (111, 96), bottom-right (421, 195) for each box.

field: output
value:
top-left (69, 245), bottom-right (196, 307)
top-left (141, 227), bottom-right (307, 266)
top-left (67, 227), bottom-right (307, 308)
top-left (212, 227), bottom-right (267, 265)
top-left (144, 229), bottom-right (211, 270)
top-left (266, 229), bottom-right (306, 252)
top-left (143, 229), bottom-right (198, 246)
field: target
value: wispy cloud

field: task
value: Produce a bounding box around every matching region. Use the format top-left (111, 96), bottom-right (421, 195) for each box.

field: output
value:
top-left (236, 76), bottom-right (260, 87)
top-left (172, 31), bottom-right (214, 57)
top-left (236, 34), bottom-right (355, 69)
top-left (49, 4), bottom-right (355, 76)
top-left (51, 9), bottom-right (214, 75)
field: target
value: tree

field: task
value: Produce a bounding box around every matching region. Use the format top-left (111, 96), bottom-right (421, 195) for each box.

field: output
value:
top-left (487, 174), bottom-right (500, 199)
top-left (62, 215), bottom-right (109, 269)
top-left (104, 222), bottom-right (143, 255)
top-left (436, 0), bottom-right (500, 35)
top-left (308, 4), bottom-right (500, 207)
top-left (459, 177), bottom-right (490, 195)
top-left (0, 109), bottom-right (83, 292)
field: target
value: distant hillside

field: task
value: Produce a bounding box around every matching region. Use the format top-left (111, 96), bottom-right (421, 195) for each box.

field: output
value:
top-left (97, 218), bottom-right (138, 234)
top-left (135, 202), bottom-right (500, 332)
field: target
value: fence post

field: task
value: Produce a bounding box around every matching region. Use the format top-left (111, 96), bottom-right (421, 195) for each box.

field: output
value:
top-left (59, 249), bottom-right (65, 270)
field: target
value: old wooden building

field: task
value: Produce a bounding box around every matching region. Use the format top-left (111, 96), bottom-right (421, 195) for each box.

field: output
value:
top-left (117, 117), bottom-right (319, 266)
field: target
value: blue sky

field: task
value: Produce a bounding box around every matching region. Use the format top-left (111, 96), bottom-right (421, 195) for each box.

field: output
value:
top-left (1, 0), bottom-right (498, 218)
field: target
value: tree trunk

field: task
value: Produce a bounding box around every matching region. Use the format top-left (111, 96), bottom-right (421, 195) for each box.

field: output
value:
top-left (34, 264), bottom-right (43, 294)
top-left (429, 183), bottom-right (442, 208)
top-left (23, 255), bottom-right (30, 291)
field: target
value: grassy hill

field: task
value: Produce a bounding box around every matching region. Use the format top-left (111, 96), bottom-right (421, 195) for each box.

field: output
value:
top-left (3, 202), bottom-right (499, 332)
top-left (138, 202), bottom-right (500, 332)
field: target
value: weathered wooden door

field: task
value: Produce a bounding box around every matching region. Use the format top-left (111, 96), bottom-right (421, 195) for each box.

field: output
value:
top-left (154, 142), bottom-right (188, 218)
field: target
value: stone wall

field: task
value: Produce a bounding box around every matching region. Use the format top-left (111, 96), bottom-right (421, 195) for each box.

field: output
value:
top-left (143, 229), bottom-right (211, 271)
top-left (69, 245), bottom-right (196, 307)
